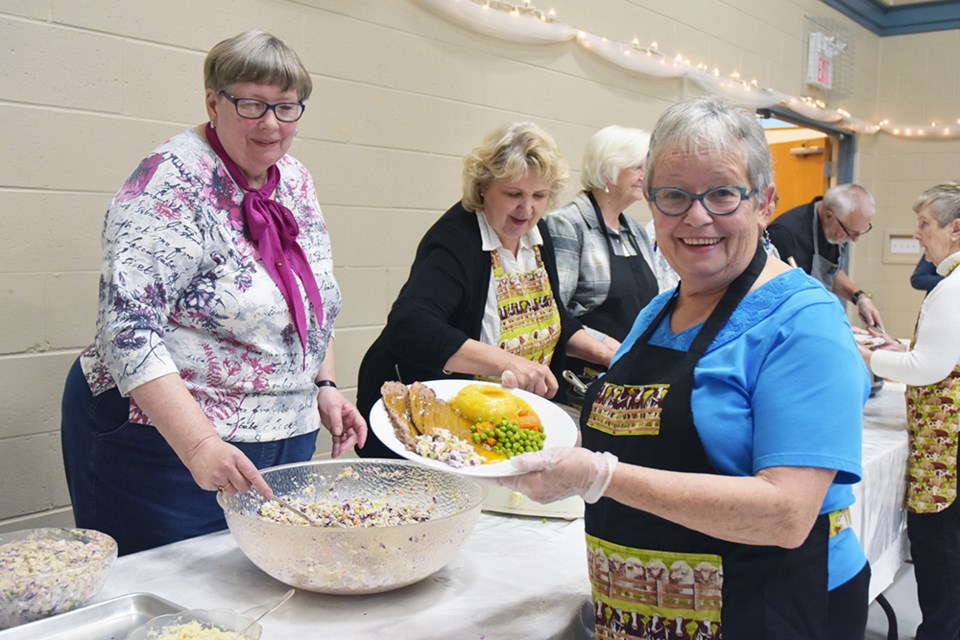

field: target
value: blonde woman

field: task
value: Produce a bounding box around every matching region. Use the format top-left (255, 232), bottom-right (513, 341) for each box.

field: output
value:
top-left (356, 122), bottom-right (615, 458)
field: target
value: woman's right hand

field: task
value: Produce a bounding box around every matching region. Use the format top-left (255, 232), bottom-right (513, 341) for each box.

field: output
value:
top-left (501, 358), bottom-right (559, 399)
top-left (183, 434), bottom-right (273, 498)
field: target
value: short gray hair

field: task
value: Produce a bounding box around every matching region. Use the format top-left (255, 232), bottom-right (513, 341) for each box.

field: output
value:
top-left (822, 184), bottom-right (875, 222)
top-left (644, 95), bottom-right (772, 194)
top-left (204, 30), bottom-right (312, 101)
top-left (913, 182), bottom-right (960, 226)
top-left (461, 122), bottom-right (569, 213)
top-left (581, 126), bottom-right (650, 191)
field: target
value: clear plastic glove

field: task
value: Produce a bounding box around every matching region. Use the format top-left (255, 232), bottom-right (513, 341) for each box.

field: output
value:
top-left (856, 297), bottom-right (884, 331)
top-left (495, 447), bottom-right (618, 504)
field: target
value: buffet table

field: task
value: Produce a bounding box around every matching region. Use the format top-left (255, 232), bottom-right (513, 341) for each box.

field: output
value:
top-left (96, 514), bottom-right (594, 639)
top-left (852, 381), bottom-right (910, 602)
top-left (9, 385), bottom-right (908, 639)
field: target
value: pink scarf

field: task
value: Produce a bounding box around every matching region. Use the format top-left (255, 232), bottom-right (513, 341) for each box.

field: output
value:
top-left (205, 123), bottom-right (323, 361)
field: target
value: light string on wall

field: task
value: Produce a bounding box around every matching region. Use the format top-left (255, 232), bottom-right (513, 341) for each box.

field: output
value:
top-left (417, 0), bottom-right (958, 139)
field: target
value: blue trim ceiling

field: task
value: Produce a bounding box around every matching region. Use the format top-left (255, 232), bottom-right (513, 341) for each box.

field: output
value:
top-left (821, 0), bottom-right (960, 35)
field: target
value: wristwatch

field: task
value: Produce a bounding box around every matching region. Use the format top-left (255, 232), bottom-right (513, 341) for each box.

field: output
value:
top-left (315, 379), bottom-right (338, 389)
top-left (851, 290), bottom-right (871, 305)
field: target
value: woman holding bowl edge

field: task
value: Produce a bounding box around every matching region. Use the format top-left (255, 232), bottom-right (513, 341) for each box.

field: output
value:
top-left (499, 96), bottom-right (871, 639)
top-left (356, 121), bottom-right (617, 458)
top-left (61, 30), bottom-right (366, 555)
top-left (861, 183), bottom-right (960, 640)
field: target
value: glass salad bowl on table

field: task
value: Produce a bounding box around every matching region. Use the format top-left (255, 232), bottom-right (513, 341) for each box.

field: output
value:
top-left (217, 459), bottom-right (485, 595)
top-left (0, 528), bottom-right (117, 629)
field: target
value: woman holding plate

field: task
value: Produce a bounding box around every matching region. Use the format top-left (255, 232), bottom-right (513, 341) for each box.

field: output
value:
top-left (355, 122), bottom-right (616, 458)
top-left (498, 96), bottom-right (871, 639)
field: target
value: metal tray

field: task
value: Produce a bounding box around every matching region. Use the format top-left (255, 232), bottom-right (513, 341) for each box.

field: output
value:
top-left (0, 593), bottom-right (182, 640)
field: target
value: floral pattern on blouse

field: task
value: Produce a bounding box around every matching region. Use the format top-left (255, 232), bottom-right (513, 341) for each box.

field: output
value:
top-left (80, 129), bottom-right (341, 442)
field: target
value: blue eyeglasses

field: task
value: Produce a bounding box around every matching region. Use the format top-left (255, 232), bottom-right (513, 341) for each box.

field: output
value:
top-left (648, 185), bottom-right (757, 216)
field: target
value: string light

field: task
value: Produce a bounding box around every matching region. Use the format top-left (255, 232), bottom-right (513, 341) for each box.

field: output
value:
top-left (418, 0), bottom-right (957, 138)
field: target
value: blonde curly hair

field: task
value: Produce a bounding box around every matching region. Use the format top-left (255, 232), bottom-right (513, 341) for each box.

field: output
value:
top-left (461, 122), bottom-right (568, 213)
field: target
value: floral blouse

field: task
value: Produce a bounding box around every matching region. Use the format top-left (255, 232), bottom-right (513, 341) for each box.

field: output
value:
top-left (80, 129), bottom-right (341, 442)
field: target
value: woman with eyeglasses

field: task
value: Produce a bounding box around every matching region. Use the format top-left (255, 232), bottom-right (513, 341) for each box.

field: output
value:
top-left (499, 96), bottom-right (871, 639)
top-left (60, 30), bottom-right (367, 555)
top-left (860, 183), bottom-right (960, 640)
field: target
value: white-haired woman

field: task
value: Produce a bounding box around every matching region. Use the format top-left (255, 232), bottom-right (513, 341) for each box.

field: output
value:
top-left (862, 182), bottom-right (960, 640)
top-left (501, 96), bottom-right (870, 639)
top-left (545, 126), bottom-right (660, 398)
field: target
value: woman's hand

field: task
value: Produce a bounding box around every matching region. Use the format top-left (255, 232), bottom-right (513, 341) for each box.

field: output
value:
top-left (496, 447), bottom-right (618, 503)
top-left (500, 358), bottom-right (559, 398)
top-left (182, 434), bottom-right (273, 498)
top-left (317, 387), bottom-right (368, 457)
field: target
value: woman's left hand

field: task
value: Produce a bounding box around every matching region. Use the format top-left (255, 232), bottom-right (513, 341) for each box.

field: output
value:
top-left (317, 387), bottom-right (368, 457)
top-left (496, 447), bottom-right (618, 504)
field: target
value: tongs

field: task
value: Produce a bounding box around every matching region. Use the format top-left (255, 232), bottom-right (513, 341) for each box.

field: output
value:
top-left (562, 370), bottom-right (589, 397)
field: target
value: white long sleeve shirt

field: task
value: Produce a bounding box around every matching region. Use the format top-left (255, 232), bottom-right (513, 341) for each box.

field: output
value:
top-left (871, 251), bottom-right (960, 386)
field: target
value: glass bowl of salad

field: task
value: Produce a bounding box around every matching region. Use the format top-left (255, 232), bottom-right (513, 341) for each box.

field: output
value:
top-left (0, 527), bottom-right (117, 628)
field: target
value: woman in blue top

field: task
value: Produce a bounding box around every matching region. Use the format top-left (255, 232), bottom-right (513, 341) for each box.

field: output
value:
top-left (500, 95), bottom-right (871, 639)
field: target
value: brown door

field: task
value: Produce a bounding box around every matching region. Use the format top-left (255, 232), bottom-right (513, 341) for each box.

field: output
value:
top-left (768, 136), bottom-right (832, 222)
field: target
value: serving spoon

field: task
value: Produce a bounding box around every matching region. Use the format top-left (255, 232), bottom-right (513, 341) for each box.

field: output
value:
top-left (229, 588), bottom-right (295, 640)
top-left (271, 494), bottom-right (324, 527)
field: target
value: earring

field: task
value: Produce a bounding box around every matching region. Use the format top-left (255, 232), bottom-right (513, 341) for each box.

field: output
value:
top-left (210, 121), bottom-right (216, 129)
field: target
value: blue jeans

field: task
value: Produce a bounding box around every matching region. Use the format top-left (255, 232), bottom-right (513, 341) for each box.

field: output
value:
top-left (61, 358), bottom-right (317, 556)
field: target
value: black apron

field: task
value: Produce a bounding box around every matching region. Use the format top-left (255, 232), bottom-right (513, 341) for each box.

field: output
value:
top-left (581, 242), bottom-right (830, 639)
top-left (565, 194), bottom-right (659, 398)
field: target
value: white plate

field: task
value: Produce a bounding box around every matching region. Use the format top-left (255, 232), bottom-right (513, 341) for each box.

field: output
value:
top-left (369, 379), bottom-right (578, 477)
top-left (854, 335), bottom-right (885, 348)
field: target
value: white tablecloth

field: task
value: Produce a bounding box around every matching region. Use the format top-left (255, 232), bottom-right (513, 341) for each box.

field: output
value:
top-left (852, 381), bottom-right (910, 601)
top-left (97, 514), bottom-right (593, 640)
top-left (90, 385), bottom-right (910, 637)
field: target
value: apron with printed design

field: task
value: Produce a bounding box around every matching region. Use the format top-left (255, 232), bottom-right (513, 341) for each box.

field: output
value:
top-left (491, 245), bottom-right (561, 365)
top-left (904, 265), bottom-right (960, 514)
top-left (581, 242), bottom-right (833, 639)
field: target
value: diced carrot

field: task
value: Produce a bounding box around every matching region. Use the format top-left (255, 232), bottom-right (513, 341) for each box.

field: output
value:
top-left (517, 412), bottom-right (541, 430)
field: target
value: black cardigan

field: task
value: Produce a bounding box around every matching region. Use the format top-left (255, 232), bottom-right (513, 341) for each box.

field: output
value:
top-left (355, 201), bottom-right (582, 457)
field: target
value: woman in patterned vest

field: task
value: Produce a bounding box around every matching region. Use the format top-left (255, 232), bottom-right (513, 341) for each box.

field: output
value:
top-left (862, 182), bottom-right (960, 640)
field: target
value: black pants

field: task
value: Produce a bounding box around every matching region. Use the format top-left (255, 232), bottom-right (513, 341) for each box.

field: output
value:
top-left (909, 498), bottom-right (960, 640)
top-left (828, 561), bottom-right (871, 640)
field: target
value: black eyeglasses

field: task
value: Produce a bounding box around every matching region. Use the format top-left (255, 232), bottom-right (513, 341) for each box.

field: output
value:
top-left (218, 91), bottom-right (305, 122)
top-left (647, 185), bottom-right (757, 216)
top-left (833, 214), bottom-right (873, 239)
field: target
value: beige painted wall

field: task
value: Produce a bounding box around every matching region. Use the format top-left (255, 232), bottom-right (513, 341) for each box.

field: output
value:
top-left (0, 0), bottom-right (954, 531)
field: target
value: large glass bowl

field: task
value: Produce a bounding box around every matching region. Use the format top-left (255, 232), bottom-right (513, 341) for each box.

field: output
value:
top-left (217, 459), bottom-right (484, 595)
top-left (0, 528), bottom-right (117, 629)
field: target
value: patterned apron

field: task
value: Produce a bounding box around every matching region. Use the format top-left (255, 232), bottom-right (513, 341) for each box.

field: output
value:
top-left (491, 246), bottom-right (561, 365)
top-left (904, 263), bottom-right (960, 514)
top-left (581, 243), bottom-right (833, 639)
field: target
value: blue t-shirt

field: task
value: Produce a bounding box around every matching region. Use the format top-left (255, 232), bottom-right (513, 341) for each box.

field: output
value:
top-left (614, 268), bottom-right (871, 590)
